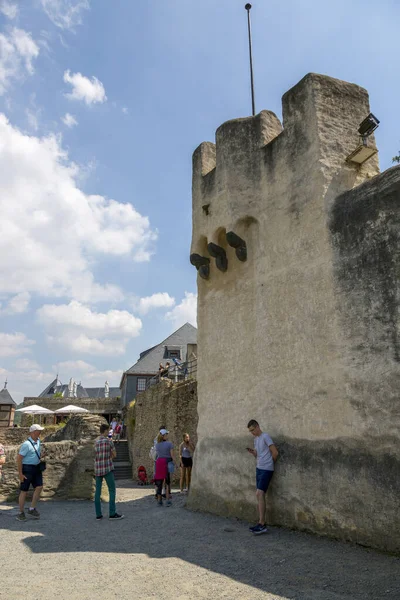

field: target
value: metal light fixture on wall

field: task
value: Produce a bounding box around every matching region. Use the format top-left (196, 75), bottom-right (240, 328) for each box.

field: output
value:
top-left (346, 112), bottom-right (380, 165)
top-left (358, 113), bottom-right (380, 137)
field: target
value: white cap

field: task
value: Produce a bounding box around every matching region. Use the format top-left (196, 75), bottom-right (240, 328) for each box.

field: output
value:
top-left (159, 428), bottom-right (169, 435)
top-left (29, 424), bottom-right (44, 432)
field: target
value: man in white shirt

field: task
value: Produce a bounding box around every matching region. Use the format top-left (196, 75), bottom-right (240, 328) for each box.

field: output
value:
top-left (247, 419), bottom-right (278, 535)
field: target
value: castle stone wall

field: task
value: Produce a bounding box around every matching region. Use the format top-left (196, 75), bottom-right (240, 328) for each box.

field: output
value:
top-left (188, 73), bottom-right (400, 553)
top-left (128, 380), bottom-right (198, 486)
top-left (0, 426), bottom-right (59, 446)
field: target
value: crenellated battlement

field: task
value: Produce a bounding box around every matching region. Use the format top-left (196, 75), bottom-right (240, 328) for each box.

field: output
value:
top-left (190, 73), bottom-right (379, 278)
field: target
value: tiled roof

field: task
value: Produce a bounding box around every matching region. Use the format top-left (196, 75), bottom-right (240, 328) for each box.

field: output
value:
top-left (39, 380), bottom-right (119, 399)
top-left (85, 387), bottom-right (120, 398)
top-left (122, 322), bottom-right (197, 378)
top-left (0, 387), bottom-right (16, 406)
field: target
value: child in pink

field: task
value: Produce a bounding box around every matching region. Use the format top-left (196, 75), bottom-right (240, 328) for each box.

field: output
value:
top-left (154, 458), bottom-right (168, 505)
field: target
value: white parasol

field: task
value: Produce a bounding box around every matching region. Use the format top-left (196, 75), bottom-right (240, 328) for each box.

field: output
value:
top-left (54, 405), bottom-right (89, 414)
top-left (16, 404), bottom-right (54, 425)
top-left (16, 405), bottom-right (54, 414)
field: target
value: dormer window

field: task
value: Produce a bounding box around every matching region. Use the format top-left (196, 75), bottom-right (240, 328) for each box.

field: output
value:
top-left (163, 346), bottom-right (181, 360)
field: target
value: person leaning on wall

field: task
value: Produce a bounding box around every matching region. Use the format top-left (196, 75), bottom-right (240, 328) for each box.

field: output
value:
top-left (246, 419), bottom-right (278, 536)
top-left (179, 433), bottom-right (195, 493)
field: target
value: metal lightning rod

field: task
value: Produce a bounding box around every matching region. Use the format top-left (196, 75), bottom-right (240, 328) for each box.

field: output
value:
top-left (245, 3), bottom-right (256, 116)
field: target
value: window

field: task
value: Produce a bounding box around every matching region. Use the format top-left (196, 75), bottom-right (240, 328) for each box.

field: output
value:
top-left (164, 346), bottom-right (181, 360)
top-left (137, 378), bottom-right (147, 392)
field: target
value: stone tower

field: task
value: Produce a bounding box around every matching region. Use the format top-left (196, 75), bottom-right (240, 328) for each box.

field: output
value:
top-left (188, 73), bottom-right (400, 553)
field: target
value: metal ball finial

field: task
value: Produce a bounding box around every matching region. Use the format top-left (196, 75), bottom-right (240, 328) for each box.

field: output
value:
top-left (245, 3), bottom-right (252, 10)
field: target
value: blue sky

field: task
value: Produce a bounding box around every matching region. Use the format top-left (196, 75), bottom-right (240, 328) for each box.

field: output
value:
top-left (0, 0), bottom-right (399, 404)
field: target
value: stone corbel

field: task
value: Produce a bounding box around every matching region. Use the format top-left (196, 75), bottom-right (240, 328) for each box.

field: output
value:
top-left (226, 231), bottom-right (247, 262)
top-left (190, 253), bottom-right (210, 280)
top-left (207, 243), bottom-right (228, 272)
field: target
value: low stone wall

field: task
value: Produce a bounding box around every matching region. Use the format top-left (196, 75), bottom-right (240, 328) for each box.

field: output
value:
top-left (0, 426), bottom-right (59, 446)
top-left (128, 380), bottom-right (198, 485)
top-left (44, 414), bottom-right (106, 443)
top-left (0, 415), bottom-right (108, 501)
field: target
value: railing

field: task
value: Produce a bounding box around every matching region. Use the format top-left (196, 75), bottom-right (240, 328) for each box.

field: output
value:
top-left (146, 358), bottom-right (197, 389)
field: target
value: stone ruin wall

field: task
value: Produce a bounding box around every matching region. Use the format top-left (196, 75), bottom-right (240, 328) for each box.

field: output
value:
top-left (0, 426), bottom-right (59, 446)
top-left (0, 415), bottom-right (107, 501)
top-left (188, 73), bottom-right (400, 553)
top-left (128, 380), bottom-right (198, 486)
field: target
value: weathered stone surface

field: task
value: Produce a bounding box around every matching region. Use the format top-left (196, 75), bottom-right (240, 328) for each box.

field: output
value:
top-left (128, 380), bottom-right (198, 485)
top-left (189, 73), bottom-right (399, 553)
top-left (0, 426), bottom-right (59, 446)
top-left (44, 414), bottom-right (107, 443)
top-left (0, 415), bottom-right (108, 501)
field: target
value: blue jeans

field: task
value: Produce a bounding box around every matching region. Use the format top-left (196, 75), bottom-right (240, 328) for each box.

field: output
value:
top-left (95, 471), bottom-right (116, 517)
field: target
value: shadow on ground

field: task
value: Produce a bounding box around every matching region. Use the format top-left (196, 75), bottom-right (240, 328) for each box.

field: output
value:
top-left (1, 484), bottom-right (399, 600)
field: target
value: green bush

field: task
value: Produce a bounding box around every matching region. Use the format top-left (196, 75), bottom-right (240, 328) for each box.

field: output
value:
top-left (127, 400), bottom-right (136, 435)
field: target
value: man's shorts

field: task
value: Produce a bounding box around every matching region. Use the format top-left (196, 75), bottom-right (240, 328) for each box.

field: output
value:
top-left (20, 464), bottom-right (43, 491)
top-left (256, 468), bottom-right (274, 493)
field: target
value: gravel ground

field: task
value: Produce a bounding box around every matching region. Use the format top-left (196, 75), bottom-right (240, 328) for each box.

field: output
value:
top-left (0, 482), bottom-right (399, 600)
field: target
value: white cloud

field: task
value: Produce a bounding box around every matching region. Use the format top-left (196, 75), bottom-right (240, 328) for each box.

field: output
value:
top-left (0, 364), bottom-right (55, 405)
top-left (48, 333), bottom-right (128, 356)
top-left (0, 28), bottom-right (39, 95)
top-left (0, 114), bottom-right (156, 304)
top-left (25, 93), bottom-right (42, 132)
top-left (0, 332), bottom-right (35, 357)
top-left (38, 301), bottom-right (142, 356)
top-left (55, 359), bottom-right (93, 372)
top-left (14, 368), bottom-right (52, 383)
top-left (7, 29), bottom-right (39, 75)
top-left (64, 70), bottom-right (106, 105)
top-left (122, 107), bottom-right (128, 115)
top-left (1, 292), bottom-right (31, 315)
top-left (26, 108), bottom-right (41, 131)
top-left (15, 358), bottom-right (40, 370)
top-left (61, 112), bottom-right (78, 127)
top-left (166, 292), bottom-right (197, 328)
top-left (0, 1), bottom-right (18, 19)
top-left (137, 292), bottom-right (175, 315)
top-left (84, 368), bottom-right (120, 382)
top-left (53, 361), bottom-right (120, 386)
top-left (38, 301), bottom-right (142, 337)
top-left (41, 0), bottom-right (90, 30)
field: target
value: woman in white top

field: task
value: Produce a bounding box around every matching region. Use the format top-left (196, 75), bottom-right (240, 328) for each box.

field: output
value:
top-left (179, 433), bottom-right (195, 493)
